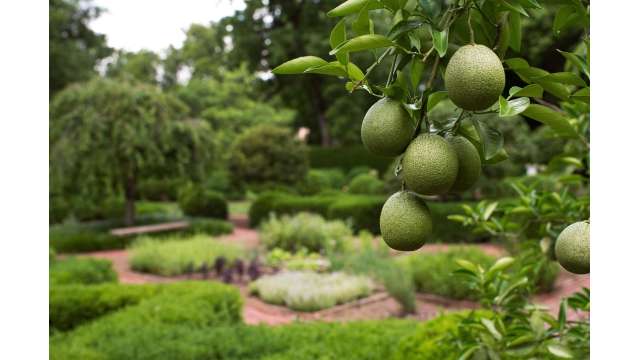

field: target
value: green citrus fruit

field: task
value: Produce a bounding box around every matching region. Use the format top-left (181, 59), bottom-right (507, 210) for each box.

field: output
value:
top-left (402, 134), bottom-right (459, 195)
top-left (380, 191), bottom-right (432, 251)
top-left (444, 44), bottom-right (505, 111)
top-left (361, 97), bottom-right (415, 157)
top-left (555, 221), bottom-right (590, 274)
top-left (447, 136), bottom-right (481, 192)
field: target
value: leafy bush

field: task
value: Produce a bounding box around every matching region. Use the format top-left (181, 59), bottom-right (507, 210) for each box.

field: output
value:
top-left (265, 248), bottom-right (330, 272)
top-left (249, 271), bottom-right (374, 311)
top-left (392, 311), bottom-right (489, 360)
top-left (128, 234), bottom-right (245, 276)
top-left (347, 172), bottom-right (385, 194)
top-left (50, 224), bottom-right (126, 253)
top-left (259, 213), bottom-right (351, 253)
top-left (186, 218), bottom-right (234, 236)
top-left (309, 145), bottom-right (394, 174)
top-left (178, 184), bottom-right (228, 219)
top-left (50, 283), bottom-right (161, 332)
top-left (229, 125), bottom-right (309, 187)
top-left (49, 257), bottom-right (118, 286)
top-left (248, 191), bottom-right (287, 227)
top-left (331, 231), bottom-right (416, 314)
top-left (51, 318), bottom-right (416, 360)
top-left (328, 195), bottom-right (385, 234)
top-left (297, 168), bottom-right (346, 195)
top-left (50, 281), bottom-right (243, 359)
top-left (401, 247), bottom-right (496, 300)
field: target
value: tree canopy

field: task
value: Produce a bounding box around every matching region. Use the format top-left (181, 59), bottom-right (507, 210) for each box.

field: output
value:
top-left (50, 78), bottom-right (217, 224)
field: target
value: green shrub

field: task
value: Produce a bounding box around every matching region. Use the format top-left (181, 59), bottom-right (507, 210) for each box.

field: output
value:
top-left (328, 195), bottom-right (385, 234)
top-left (429, 201), bottom-right (484, 242)
top-left (401, 247), bottom-right (496, 300)
top-left (249, 271), bottom-right (373, 311)
top-left (297, 168), bottom-right (346, 195)
top-left (347, 172), bottom-right (385, 194)
top-left (178, 184), bottom-right (228, 219)
top-left (392, 311), bottom-right (489, 360)
top-left (229, 125), bottom-right (309, 187)
top-left (135, 201), bottom-right (183, 218)
top-left (330, 231), bottom-right (416, 313)
top-left (265, 248), bottom-right (330, 272)
top-left (248, 191), bottom-right (286, 227)
top-left (51, 318), bottom-right (416, 360)
top-left (50, 282), bottom-right (243, 360)
top-left (259, 213), bottom-right (352, 253)
top-left (50, 283), bottom-right (161, 332)
top-left (271, 195), bottom-right (336, 218)
top-left (309, 145), bottom-right (394, 174)
top-left (49, 257), bottom-right (118, 286)
top-left (128, 234), bottom-right (245, 276)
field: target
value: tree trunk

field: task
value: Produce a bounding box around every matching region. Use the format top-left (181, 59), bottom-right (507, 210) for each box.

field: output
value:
top-left (309, 79), bottom-right (332, 146)
top-left (124, 175), bottom-right (137, 226)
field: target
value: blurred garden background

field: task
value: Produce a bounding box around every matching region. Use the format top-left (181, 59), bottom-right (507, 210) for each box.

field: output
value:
top-left (49, 0), bottom-right (590, 358)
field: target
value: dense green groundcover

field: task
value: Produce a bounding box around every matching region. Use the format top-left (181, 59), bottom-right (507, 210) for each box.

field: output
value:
top-left (49, 257), bottom-right (118, 286)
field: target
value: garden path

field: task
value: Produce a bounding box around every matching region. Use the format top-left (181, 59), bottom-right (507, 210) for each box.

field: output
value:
top-left (79, 214), bottom-right (589, 325)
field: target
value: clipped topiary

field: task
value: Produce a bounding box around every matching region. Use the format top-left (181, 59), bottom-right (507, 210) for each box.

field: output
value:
top-left (178, 184), bottom-right (228, 219)
top-left (555, 220), bottom-right (590, 274)
top-left (380, 191), bottom-right (432, 251)
top-left (444, 44), bottom-right (505, 111)
top-left (447, 136), bottom-right (482, 192)
top-left (361, 98), bottom-right (415, 157)
top-left (402, 134), bottom-right (459, 195)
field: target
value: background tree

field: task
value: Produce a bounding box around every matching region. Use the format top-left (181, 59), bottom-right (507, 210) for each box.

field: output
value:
top-left (50, 78), bottom-right (217, 225)
top-left (106, 50), bottom-right (161, 85)
top-left (49, 0), bottom-right (112, 94)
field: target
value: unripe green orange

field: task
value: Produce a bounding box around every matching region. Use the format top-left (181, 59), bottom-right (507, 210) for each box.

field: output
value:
top-left (444, 44), bottom-right (505, 111)
top-left (361, 97), bottom-right (414, 157)
top-left (555, 221), bottom-right (590, 274)
top-left (402, 134), bottom-right (459, 195)
top-left (380, 191), bottom-right (432, 251)
top-left (447, 136), bottom-right (481, 192)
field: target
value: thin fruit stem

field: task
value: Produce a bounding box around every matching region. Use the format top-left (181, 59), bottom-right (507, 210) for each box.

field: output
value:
top-left (350, 47), bottom-right (392, 93)
top-left (387, 53), bottom-right (399, 87)
top-left (467, 8), bottom-right (475, 44)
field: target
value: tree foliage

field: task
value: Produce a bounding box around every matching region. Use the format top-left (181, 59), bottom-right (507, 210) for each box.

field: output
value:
top-left (50, 78), bottom-right (217, 224)
top-left (106, 50), bottom-right (161, 85)
top-left (49, 0), bottom-right (112, 94)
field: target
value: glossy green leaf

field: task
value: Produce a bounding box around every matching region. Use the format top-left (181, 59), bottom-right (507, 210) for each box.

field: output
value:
top-left (509, 84), bottom-right (543, 98)
top-left (472, 118), bottom-right (504, 159)
top-left (571, 87), bottom-right (589, 102)
top-left (514, 0), bottom-right (541, 8)
top-left (387, 19), bottom-right (425, 39)
top-left (330, 19), bottom-right (349, 65)
top-left (508, 11), bottom-right (521, 52)
top-left (304, 62), bottom-right (348, 77)
top-left (481, 318), bottom-right (503, 340)
top-left (458, 346), bottom-right (480, 360)
top-left (558, 299), bottom-right (568, 330)
top-left (500, 0), bottom-right (529, 17)
top-left (499, 96), bottom-right (530, 117)
top-left (483, 202), bottom-right (499, 221)
top-left (558, 49), bottom-right (590, 79)
top-left (456, 259), bottom-right (478, 274)
top-left (522, 104), bottom-right (578, 137)
top-left (447, 215), bottom-right (467, 223)
top-left (537, 72), bottom-right (587, 87)
top-left (427, 91), bottom-right (448, 111)
top-left (488, 257), bottom-right (515, 275)
top-left (504, 57), bottom-right (529, 70)
top-left (330, 34), bottom-right (395, 55)
top-left (484, 148), bottom-right (509, 164)
top-left (353, 7), bottom-right (372, 36)
top-left (431, 29), bottom-right (448, 58)
top-left (272, 56), bottom-right (328, 74)
top-left (547, 344), bottom-right (573, 359)
top-left (347, 63), bottom-right (366, 81)
top-left (553, 5), bottom-right (580, 36)
top-left (410, 57), bottom-right (424, 90)
top-left (327, 0), bottom-right (383, 17)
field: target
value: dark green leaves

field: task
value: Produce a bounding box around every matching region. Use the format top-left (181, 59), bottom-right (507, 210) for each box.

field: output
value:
top-left (427, 91), bottom-right (448, 112)
top-left (272, 56), bottom-right (328, 74)
top-left (431, 29), bottom-right (448, 57)
top-left (508, 11), bottom-right (521, 52)
top-left (329, 34), bottom-right (395, 55)
top-left (500, 0), bottom-right (529, 17)
top-left (508, 84), bottom-right (543, 98)
top-left (330, 19), bottom-right (348, 64)
top-left (538, 72), bottom-right (587, 87)
top-left (499, 96), bottom-right (530, 117)
top-left (558, 49), bottom-right (590, 79)
top-left (419, 0), bottom-right (442, 19)
top-left (327, 0), bottom-right (383, 17)
top-left (353, 7), bottom-right (373, 36)
top-left (387, 19), bottom-right (426, 40)
top-left (522, 104), bottom-right (577, 137)
top-left (472, 117), bottom-right (504, 160)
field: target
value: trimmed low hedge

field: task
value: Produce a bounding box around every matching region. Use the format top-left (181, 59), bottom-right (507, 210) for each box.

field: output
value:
top-left (49, 257), bottom-right (118, 286)
top-left (50, 282), bottom-right (243, 359)
top-left (309, 145), bottom-right (395, 174)
top-left (50, 283), bottom-right (161, 332)
top-left (178, 185), bottom-right (228, 219)
top-left (249, 192), bottom-right (480, 241)
top-left (50, 217), bottom-right (233, 253)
